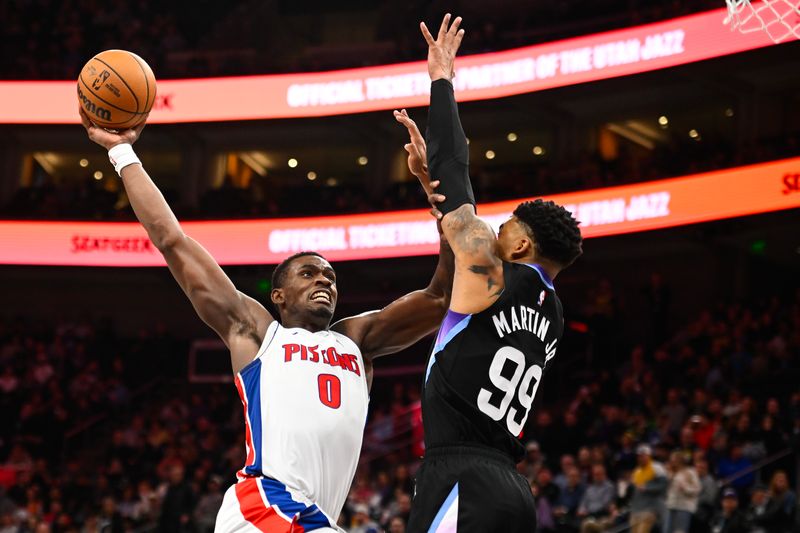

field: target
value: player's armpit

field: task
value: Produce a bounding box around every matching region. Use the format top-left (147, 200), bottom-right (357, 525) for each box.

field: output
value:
top-left (331, 288), bottom-right (446, 378)
top-left (442, 204), bottom-right (504, 315)
top-left (161, 236), bottom-right (274, 373)
top-left (333, 236), bottom-right (453, 362)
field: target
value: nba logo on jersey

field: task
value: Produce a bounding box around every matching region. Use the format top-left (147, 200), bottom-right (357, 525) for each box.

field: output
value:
top-left (538, 290), bottom-right (546, 306)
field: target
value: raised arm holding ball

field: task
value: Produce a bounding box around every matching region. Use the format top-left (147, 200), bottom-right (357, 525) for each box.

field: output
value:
top-left (78, 49), bottom-right (455, 530)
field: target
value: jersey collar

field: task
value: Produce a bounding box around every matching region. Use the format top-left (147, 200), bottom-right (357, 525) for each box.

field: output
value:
top-left (523, 263), bottom-right (555, 290)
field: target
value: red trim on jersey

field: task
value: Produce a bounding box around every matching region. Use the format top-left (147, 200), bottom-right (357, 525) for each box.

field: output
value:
top-left (235, 374), bottom-right (256, 478)
top-left (235, 478), bottom-right (301, 532)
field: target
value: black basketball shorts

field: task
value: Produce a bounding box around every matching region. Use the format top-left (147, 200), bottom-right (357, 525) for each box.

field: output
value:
top-left (406, 444), bottom-right (537, 533)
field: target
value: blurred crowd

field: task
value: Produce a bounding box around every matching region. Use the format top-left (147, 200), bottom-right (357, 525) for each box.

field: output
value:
top-left (346, 288), bottom-right (800, 533)
top-left (0, 282), bottom-right (798, 532)
top-left (1, 0), bottom-right (722, 80)
top-left (0, 1), bottom-right (233, 81)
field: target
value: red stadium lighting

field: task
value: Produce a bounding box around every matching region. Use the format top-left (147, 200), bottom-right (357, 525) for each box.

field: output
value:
top-left (0, 157), bottom-right (798, 267)
top-left (0, 9), bottom-right (793, 124)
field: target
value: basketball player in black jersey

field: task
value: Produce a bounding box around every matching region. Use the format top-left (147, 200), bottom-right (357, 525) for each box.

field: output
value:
top-left (400, 15), bottom-right (584, 532)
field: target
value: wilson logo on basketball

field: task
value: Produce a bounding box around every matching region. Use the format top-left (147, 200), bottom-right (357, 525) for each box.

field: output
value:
top-left (77, 85), bottom-right (112, 122)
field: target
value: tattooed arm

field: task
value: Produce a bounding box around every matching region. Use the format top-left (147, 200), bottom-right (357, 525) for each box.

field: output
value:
top-left (420, 14), bottom-right (503, 314)
top-left (440, 204), bottom-right (504, 314)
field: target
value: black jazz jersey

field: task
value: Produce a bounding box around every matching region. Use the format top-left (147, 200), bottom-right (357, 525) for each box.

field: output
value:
top-left (422, 261), bottom-right (564, 462)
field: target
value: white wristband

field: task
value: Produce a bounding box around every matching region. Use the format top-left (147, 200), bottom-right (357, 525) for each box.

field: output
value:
top-left (108, 143), bottom-right (141, 176)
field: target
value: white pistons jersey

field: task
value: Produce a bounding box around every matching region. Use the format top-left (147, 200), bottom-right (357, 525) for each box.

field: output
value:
top-left (217, 321), bottom-right (369, 532)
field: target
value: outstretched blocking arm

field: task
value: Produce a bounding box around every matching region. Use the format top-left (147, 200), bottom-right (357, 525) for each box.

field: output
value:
top-left (79, 109), bottom-right (273, 374)
top-left (421, 15), bottom-right (504, 315)
top-left (332, 235), bottom-right (453, 361)
top-left (332, 110), bottom-right (455, 384)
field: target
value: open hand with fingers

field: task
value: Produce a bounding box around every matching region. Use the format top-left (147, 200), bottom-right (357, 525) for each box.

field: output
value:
top-left (393, 108), bottom-right (445, 220)
top-left (420, 13), bottom-right (465, 82)
top-left (393, 109), bottom-right (428, 182)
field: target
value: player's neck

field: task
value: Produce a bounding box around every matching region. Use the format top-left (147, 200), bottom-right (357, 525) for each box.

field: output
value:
top-left (281, 316), bottom-right (331, 332)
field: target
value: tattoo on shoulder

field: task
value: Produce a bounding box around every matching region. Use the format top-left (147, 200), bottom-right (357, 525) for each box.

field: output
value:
top-left (468, 265), bottom-right (490, 275)
top-left (469, 264), bottom-right (503, 299)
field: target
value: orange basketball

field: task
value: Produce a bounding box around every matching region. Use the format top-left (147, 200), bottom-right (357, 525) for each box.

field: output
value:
top-left (77, 50), bottom-right (157, 130)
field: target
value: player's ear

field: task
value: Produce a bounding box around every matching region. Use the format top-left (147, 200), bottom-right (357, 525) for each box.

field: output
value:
top-left (271, 288), bottom-right (285, 306)
top-left (510, 237), bottom-right (532, 260)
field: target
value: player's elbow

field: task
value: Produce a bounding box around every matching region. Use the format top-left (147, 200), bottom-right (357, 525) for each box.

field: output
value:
top-left (441, 204), bottom-right (475, 233)
top-left (151, 225), bottom-right (185, 252)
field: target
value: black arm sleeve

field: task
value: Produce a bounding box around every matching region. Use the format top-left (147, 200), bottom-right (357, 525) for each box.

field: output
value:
top-left (426, 78), bottom-right (476, 215)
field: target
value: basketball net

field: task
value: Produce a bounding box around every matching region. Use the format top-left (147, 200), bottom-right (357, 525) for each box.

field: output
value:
top-left (724, 0), bottom-right (800, 42)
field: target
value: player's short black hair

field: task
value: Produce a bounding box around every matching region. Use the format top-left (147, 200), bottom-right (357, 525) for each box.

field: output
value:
top-left (271, 251), bottom-right (327, 289)
top-left (513, 199), bottom-right (582, 267)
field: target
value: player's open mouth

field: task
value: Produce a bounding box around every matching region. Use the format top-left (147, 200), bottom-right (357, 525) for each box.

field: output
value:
top-left (310, 290), bottom-right (332, 304)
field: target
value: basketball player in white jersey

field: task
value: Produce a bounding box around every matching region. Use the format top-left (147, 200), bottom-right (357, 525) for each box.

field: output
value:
top-left (79, 108), bottom-right (452, 532)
